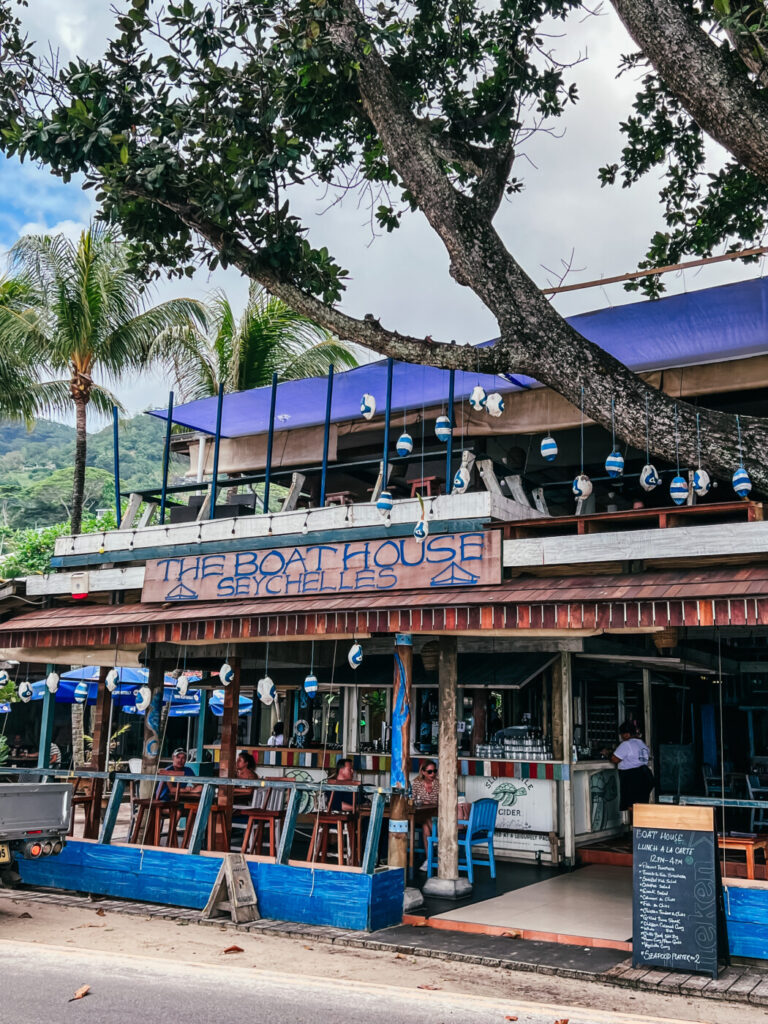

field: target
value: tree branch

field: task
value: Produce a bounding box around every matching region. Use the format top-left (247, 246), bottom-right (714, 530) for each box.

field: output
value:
top-left (610, 0), bottom-right (768, 183)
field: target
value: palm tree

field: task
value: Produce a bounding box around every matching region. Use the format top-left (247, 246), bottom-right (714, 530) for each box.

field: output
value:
top-left (1, 225), bottom-right (206, 534)
top-left (162, 283), bottom-right (358, 400)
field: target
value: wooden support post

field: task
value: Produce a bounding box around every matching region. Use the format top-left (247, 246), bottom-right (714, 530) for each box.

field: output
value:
top-left (140, 661), bottom-right (165, 798)
top-left (37, 664), bottom-right (56, 771)
top-left (84, 666), bottom-right (111, 839)
top-left (643, 668), bottom-right (654, 779)
top-left (471, 690), bottom-right (487, 750)
top-left (98, 777), bottom-right (125, 845)
top-left (553, 653), bottom-right (575, 866)
top-left (423, 636), bottom-right (469, 897)
top-left (387, 633), bottom-right (412, 874)
top-left (216, 658), bottom-right (241, 850)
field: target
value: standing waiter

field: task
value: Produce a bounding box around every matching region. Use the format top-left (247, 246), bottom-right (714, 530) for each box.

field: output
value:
top-left (604, 722), bottom-right (654, 826)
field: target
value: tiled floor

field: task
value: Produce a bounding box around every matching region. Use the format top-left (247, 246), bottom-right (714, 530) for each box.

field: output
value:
top-left (431, 864), bottom-right (633, 945)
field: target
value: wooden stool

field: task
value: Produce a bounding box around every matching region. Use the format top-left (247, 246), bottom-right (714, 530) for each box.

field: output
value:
top-left (308, 812), bottom-right (359, 866)
top-left (409, 476), bottom-right (438, 498)
top-left (241, 809), bottom-right (283, 857)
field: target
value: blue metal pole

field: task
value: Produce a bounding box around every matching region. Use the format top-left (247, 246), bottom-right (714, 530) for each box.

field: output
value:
top-left (112, 407), bottom-right (121, 523)
top-left (320, 364), bottom-right (334, 507)
top-left (37, 663), bottom-right (55, 770)
top-left (159, 391), bottom-right (174, 525)
top-left (263, 372), bottom-right (278, 514)
top-left (208, 384), bottom-right (225, 520)
top-left (382, 357), bottom-right (394, 489)
top-left (445, 369), bottom-right (455, 494)
top-left (193, 682), bottom-right (208, 774)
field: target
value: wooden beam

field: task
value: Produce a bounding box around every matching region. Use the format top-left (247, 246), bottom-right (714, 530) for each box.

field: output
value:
top-left (119, 492), bottom-right (142, 530)
top-left (503, 475), bottom-right (532, 507)
top-left (503, 519), bottom-right (768, 570)
top-left (280, 472), bottom-right (306, 512)
top-left (140, 662), bottom-right (165, 799)
top-left (216, 659), bottom-right (241, 851)
top-left (387, 634), bottom-right (413, 874)
top-left (436, 635), bottom-right (459, 881)
top-left (477, 458), bottom-right (504, 496)
top-left (84, 666), bottom-right (111, 840)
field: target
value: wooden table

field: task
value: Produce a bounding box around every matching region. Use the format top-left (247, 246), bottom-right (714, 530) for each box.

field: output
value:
top-left (358, 803), bottom-right (435, 873)
top-left (718, 835), bottom-right (768, 879)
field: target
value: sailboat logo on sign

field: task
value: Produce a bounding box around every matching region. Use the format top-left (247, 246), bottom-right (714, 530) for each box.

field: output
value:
top-left (429, 562), bottom-right (480, 587)
top-left (165, 581), bottom-right (199, 601)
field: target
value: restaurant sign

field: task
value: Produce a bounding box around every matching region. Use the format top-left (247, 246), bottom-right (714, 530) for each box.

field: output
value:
top-left (141, 530), bottom-right (501, 603)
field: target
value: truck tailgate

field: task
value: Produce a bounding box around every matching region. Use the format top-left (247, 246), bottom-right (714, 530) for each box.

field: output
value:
top-left (0, 783), bottom-right (72, 838)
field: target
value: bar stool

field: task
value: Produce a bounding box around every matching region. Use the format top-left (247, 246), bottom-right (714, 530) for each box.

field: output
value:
top-left (308, 811), bottom-right (359, 866)
top-left (409, 476), bottom-right (438, 498)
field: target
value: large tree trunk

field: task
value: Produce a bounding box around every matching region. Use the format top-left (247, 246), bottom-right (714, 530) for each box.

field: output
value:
top-left (70, 388), bottom-right (88, 536)
top-left (70, 702), bottom-right (85, 769)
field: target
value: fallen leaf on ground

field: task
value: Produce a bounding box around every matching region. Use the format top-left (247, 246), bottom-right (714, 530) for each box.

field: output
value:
top-left (96, 909), bottom-right (106, 917)
top-left (303, 946), bottom-right (313, 950)
top-left (417, 985), bottom-right (441, 990)
top-left (222, 945), bottom-right (244, 954)
top-left (68, 985), bottom-right (90, 1002)
top-left (75, 924), bottom-right (105, 929)
top-left (505, 1017), bottom-right (518, 1021)
top-left (17, 912), bottom-right (31, 919)
top-left (554, 1019), bottom-right (569, 1024)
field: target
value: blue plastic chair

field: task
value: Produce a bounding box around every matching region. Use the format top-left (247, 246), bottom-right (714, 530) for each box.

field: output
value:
top-left (425, 798), bottom-right (498, 883)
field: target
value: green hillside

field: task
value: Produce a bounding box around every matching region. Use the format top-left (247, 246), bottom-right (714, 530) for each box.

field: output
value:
top-left (0, 412), bottom-right (189, 529)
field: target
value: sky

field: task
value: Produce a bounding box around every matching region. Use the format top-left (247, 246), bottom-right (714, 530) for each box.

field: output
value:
top-left (0, 1), bottom-right (758, 423)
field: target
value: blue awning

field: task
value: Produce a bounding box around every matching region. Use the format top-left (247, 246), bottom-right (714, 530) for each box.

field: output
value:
top-left (149, 277), bottom-right (768, 439)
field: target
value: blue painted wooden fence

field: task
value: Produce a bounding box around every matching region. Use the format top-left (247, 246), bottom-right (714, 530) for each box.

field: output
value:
top-left (18, 840), bottom-right (404, 932)
top-left (723, 884), bottom-right (768, 960)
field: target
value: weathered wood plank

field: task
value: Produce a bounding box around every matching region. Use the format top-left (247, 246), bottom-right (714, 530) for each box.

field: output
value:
top-left (119, 493), bottom-right (143, 530)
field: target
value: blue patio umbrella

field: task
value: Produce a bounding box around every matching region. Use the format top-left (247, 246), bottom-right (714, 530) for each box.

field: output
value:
top-left (121, 690), bottom-right (253, 718)
top-left (29, 668), bottom-right (203, 707)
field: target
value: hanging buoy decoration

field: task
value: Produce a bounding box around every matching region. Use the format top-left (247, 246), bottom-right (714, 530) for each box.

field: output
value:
top-left (396, 432), bottom-right (413, 457)
top-left (360, 393), bottom-right (376, 420)
top-left (605, 451), bottom-right (624, 478)
top-left (257, 676), bottom-right (276, 706)
top-left (176, 672), bottom-right (190, 698)
top-left (134, 685), bottom-right (151, 712)
top-left (18, 680), bottom-right (33, 703)
top-left (376, 491), bottom-right (393, 515)
top-left (452, 465), bottom-right (470, 494)
top-left (219, 662), bottom-right (234, 685)
top-left (485, 392), bottom-right (504, 418)
top-left (74, 680), bottom-right (89, 704)
top-left (572, 474), bottom-right (592, 499)
top-left (303, 673), bottom-right (318, 697)
top-left (540, 436), bottom-right (558, 462)
top-left (435, 415), bottom-right (452, 443)
top-left (733, 466), bottom-right (752, 498)
top-left (348, 642), bottom-right (363, 670)
top-left (670, 475), bottom-right (689, 506)
top-left (693, 468), bottom-right (711, 497)
top-left (469, 385), bottom-right (487, 412)
top-left (413, 519), bottom-right (429, 543)
top-left (639, 464), bottom-right (660, 492)
top-left (0, 670), bottom-right (8, 687)
top-left (45, 671), bottom-right (60, 694)
top-left (105, 668), bottom-right (119, 693)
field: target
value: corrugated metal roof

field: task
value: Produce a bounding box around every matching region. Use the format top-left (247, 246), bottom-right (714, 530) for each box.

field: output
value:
top-left (4, 566), bottom-right (768, 635)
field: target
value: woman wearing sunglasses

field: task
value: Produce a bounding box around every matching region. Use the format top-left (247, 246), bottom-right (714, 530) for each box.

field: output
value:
top-left (412, 761), bottom-right (438, 870)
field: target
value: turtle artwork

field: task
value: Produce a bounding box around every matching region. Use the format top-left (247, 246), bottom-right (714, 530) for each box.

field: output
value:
top-left (492, 782), bottom-right (529, 807)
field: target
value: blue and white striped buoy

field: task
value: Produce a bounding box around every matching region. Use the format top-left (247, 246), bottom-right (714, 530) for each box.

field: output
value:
top-left (134, 685), bottom-right (151, 712)
top-left (74, 680), bottom-right (89, 704)
top-left (435, 416), bottom-right (452, 443)
top-left (733, 466), bottom-right (752, 498)
top-left (18, 680), bottom-right (33, 703)
top-left (348, 643), bottom-right (363, 670)
top-left (452, 466), bottom-right (471, 494)
top-left (540, 436), bottom-right (558, 462)
top-left (485, 392), bottom-right (504, 418)
top-left (693, 468), bottom-right (711, 498)
top-left (639, 464), bottom-right (660, 492)
top-left (413, 519), bottom-right (428, 543)
top-left (572, 474), bottom-right (593, 499)
top-left (469, 385), bottom-right (487, 412)
top-left (396, 432), bottom-right (413, 457)
top-left (670, 475), bottom-right (689, 506)
top-left (605, 451), bottom-right (624, 478)
top-left (304, 673), bottom-right (318, 697)
top-left (360, 393), bottom-right (376, 420)
top-left (376, 490), bottom-right (393, 515)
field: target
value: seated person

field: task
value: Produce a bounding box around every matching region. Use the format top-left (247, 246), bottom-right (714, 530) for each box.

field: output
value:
top-left (155, 747), bottom-right (197, 800)
top-left (326, 758), bottom-right (357, 813)
top-left (236, 750), bottom-right (258, 779)
top-left (267, 722), bottom-right (285, 747)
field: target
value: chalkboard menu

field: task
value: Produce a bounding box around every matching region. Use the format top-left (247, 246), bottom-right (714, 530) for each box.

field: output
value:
top-left (633, 805), bottom-right (727, 979)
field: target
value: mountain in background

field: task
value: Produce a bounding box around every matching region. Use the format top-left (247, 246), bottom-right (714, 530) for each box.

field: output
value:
top-left (0, 413), bottom-right (188, 528)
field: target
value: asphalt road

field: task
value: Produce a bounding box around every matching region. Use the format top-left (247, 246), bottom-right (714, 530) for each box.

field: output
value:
top-left (0, 942), bottom-right (701, 1024)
